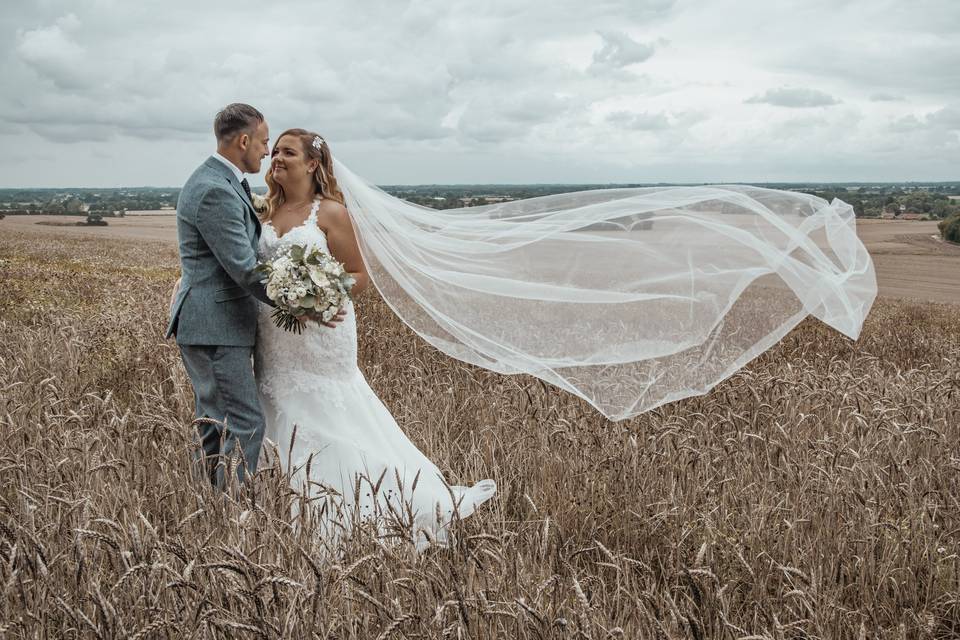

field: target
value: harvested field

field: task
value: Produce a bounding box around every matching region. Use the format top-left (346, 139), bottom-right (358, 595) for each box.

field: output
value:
top-left (0, 219), bottom-right (958, 638)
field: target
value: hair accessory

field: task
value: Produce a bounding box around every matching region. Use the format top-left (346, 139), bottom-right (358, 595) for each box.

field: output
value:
top-left (312, 135), bottom-right (325, 151)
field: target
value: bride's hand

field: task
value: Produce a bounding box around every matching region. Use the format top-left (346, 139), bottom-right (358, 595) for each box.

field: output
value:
top-left (322, 308), bottom-right (348, 328)
top-left (301, 307), bottom-right (347, 329)
top-left (169, 277), bottom-right (181, 309)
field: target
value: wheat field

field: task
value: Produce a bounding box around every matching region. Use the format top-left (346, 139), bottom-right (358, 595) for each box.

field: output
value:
top-left (1, 230), bottom-right (959, 639)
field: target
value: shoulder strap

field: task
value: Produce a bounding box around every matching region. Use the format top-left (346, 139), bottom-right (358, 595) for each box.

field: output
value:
top-left (307, 198), bottom-right (322, 223)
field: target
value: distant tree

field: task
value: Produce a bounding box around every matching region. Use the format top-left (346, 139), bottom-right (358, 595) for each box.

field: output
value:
top-left (850, 198), bottom-right (864, 216)
top-left (939, 215), bottom-right (960, 243)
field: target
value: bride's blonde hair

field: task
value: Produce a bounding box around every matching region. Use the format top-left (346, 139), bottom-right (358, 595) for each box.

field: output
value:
top-left (262, 129), bottom-right (344, 221)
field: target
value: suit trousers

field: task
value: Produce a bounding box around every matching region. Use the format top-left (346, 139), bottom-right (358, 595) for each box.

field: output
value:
top-left (179, 344), bottom-right (265, 488)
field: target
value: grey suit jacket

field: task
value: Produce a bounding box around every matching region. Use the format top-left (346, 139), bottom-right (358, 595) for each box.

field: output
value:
top-left (166, 157), bottom-right (273, 346)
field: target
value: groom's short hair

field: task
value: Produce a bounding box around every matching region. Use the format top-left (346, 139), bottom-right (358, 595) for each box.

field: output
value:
top-left (214, 103), bottom-right (264, 142)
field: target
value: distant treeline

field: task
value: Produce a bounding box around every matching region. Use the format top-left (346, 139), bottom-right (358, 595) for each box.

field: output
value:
top-left (0, 187), bottom-right (179, 215)
top-left (796, 187), bottom-right (960, 219)
top-left (2, 183), bottom-right (959, 218)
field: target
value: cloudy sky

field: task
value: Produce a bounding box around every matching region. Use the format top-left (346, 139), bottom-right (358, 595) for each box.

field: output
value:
top-left (1, 0), bottom-right (958, 187)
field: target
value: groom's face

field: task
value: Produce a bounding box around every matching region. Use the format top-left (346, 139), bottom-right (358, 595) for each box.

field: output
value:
top-left (239, 120), bottom-right (270, 174)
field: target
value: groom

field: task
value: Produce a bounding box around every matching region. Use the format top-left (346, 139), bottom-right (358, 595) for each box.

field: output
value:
top-left (165, 103), bottom-right (274, 489)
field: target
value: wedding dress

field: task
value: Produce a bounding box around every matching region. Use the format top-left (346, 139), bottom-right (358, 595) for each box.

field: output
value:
top-left (254, 200), bottom-right (496, 551)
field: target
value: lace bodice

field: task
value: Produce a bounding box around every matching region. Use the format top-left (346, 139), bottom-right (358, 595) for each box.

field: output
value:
top-left (255, 199), bottom-right (359, 407)
top-left (258, 199), bottom-right (331, 260)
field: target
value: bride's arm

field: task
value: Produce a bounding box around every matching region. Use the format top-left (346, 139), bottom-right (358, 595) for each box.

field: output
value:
top-left (321, 201), bottom-right (370, 296)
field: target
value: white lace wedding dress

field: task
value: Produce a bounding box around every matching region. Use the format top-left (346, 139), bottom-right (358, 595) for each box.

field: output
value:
top-left (254, 200), bottom-right (496, 550)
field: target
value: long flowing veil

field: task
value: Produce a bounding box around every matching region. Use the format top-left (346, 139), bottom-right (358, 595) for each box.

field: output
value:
top-left (333, 159), bottom-right (876, 421)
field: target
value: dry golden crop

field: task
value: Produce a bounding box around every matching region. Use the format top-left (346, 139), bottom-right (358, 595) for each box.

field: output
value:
top-left (1, 231), bottom-right (958, 639)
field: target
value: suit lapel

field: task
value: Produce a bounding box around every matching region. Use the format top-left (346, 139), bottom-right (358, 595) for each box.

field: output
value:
top-left (226, 176), bottom-right (262, 236)
top-left (204, 157), bottom-right (261, 234)
top-left (228, 175), bottom-right (256, 217)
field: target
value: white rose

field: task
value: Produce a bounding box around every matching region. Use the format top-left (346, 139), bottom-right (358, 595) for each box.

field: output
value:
top-left (308, 266), bottom-right (331, 288)
top-left (266, 281), bottom-right (280, 301)
top-left (251, 193), bottom-right (268, 213)
top-left (274, 257), bottom-right (293, 273)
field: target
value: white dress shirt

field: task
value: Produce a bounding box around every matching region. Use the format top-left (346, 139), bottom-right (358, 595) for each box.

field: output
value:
top-left (212, 152), bottom-right (245, 184)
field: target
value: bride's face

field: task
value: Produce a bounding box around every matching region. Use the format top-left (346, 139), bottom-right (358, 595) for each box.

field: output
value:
top-left (270, 135), bottom-right (318, 186)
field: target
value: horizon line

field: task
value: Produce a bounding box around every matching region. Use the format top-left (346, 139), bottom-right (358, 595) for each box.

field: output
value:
top-left (2, 179), bottom-right (960, 190)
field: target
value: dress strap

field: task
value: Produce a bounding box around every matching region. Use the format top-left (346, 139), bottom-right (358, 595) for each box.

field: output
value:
top-left (307, 198), bottom-right (322, 223)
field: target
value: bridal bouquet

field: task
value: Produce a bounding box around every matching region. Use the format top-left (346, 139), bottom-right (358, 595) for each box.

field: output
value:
top-left (255, 244), bottom-right (356, 333)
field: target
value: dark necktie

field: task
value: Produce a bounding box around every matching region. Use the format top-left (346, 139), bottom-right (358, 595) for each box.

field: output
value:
top-left (240, 177), bottom-right (253, 204)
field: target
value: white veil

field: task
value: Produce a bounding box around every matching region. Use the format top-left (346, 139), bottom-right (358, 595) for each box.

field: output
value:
top-left (333, 159), bottom-right (876, 421)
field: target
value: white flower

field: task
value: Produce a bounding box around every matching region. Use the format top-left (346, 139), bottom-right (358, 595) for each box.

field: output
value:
top-left (251, 193), bottom-right (268, 213)
top-left (266, 280), bottom-right (281, 300)
top-left (308, 265), bottom-right (331, 288)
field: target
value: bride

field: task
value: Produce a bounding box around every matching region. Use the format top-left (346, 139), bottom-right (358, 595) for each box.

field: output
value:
top-left (254, 128), bottom-right (496, 550)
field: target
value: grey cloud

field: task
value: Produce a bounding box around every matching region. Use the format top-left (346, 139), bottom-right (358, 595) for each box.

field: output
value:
top-left (889, 115), bottom-right (922, 133)
top-left (838, 0), bottom-right (960, 37)
top-left (606, 110), bottom-right (708, 134)
top-left (457, 92), bottom-right (574, 143)
top-left (28, 123), bottom-right (115, 143)
top-left (607, 111), bottom-right (670, 131)
top-left (369, 107), bottom-right (453, 142)
top-left (589, 31), bottom-right (656, 75)
top-left (927, 106), bottom-right (960, 130)
top-left (448, 0), bottom-right (676, 33)
top-left (890, 106), bottom-right (960, 133)
top-left (771, 38), bottom-right (960, 98)
top-left (0, 91), bottom-right (215, 143)
top-left (869, 93), bottom-right (904, 102)
top-left (16, 14), bottom-right (94, 91)
top-left (745, 87), bottom-right (841, 108)
top-left (772, 115), bottom-right (830, 138)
